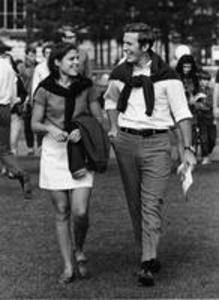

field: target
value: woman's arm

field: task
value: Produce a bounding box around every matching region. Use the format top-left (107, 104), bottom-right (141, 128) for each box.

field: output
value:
top-left (31, 103), bottom-right (68, 142)
top-left (31, 102), bottom-right (49, 135)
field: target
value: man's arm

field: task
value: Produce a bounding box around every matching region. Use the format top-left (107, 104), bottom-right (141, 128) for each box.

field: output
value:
top-left (177, 118), bottom-right (196, 166)
top-left (104, 80), bottom-right (121, 137)
top-left (106, 109), bottom-right (119, 137)
top-left (177, 118), bottom-right (192, 148)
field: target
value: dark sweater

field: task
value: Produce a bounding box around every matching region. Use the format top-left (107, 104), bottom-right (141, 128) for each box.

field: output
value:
top-left (67, 113), bottom-right (110, 175)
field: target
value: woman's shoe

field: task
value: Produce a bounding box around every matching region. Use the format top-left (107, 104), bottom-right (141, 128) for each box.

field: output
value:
top-left (58, 270), bottom-right (75, 285)
top-left (74, 251), bottom-right (90, 279)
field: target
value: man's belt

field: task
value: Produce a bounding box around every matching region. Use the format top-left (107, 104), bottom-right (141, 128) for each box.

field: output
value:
top-left (120, 127), bottom-right (168, 137)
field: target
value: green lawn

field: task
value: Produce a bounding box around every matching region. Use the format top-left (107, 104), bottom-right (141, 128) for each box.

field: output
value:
top-left (0, 157), bottom-right (218, 299)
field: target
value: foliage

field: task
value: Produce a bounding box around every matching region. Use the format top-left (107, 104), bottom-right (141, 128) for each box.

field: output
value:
top-left (27, 0), bottom-right (219, 61)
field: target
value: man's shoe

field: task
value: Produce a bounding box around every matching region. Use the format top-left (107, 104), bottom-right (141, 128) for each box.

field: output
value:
top-left (18, 173), bottom-right (32, 199)
top-left (149, 259), bottom-right (161, 273)
top-left (137, 261), bottom-right (154, 287)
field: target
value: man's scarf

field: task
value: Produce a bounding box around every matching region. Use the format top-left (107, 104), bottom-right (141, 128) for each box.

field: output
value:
top-left (36, 74), bottom-right (92, 131)
top-left (110, 50), bottom-right (179, 116)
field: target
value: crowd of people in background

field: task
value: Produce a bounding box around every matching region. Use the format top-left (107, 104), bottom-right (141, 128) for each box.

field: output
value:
top-left (0, 22), bottom-right (219, 287)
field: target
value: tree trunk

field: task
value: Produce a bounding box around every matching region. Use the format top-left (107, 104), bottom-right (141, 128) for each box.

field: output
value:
top-left (107, 39), bottom-right (111, 67)
top-left (162, 29), bottom-right (170, 64)
top-left (94, 41), bottom-right (98, 68)
top-left (100, 39), bottom-right (104, 68)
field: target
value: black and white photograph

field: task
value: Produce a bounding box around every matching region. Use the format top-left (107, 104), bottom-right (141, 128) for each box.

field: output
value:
top-left (0, 0), bottom-right (219, 299)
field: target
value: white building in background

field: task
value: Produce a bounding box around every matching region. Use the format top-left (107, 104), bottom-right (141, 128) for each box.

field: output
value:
top-left (0, 0), bottom-right (26, 59)
top-left (0, 0), bottom-right (26, 32)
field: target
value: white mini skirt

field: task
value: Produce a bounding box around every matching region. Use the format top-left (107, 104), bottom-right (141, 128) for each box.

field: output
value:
top-left (39, 134), bottom-right (94, 190)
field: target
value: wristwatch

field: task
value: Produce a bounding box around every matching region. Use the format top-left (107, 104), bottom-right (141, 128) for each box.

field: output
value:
top-left (184, 146), bottom-right (196, 155)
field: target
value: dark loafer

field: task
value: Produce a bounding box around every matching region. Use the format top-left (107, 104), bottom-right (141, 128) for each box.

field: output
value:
top-left (137, 261), bottom-right (155, 287)
top-left (149, 259), bottom-right (161, 273)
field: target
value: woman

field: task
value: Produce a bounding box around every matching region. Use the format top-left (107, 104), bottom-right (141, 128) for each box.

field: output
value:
top-left (31, 42), bottom-right (104, 284)
top-left (176, 54), bottom-right (200, 104)
top-left (173, 54), bottom-right (200, 161)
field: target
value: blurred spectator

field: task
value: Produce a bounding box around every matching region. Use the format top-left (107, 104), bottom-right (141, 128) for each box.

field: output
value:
top-left (59, 25), bottom-right (92, 78)
top-left (3, 53), bottom-right (27, 156)
top-left (173, 54), bottom-right (200, 161)
top-left (213, 68), bottom-right (219, 120)
top-left (190, 70), bottom-right (216, 164)
top-left (19, 46), bottom-right (39, 155)
top-left (32, 43), bottom-right (53, 96)
top-left (0, 45), bottom-right (32, 199)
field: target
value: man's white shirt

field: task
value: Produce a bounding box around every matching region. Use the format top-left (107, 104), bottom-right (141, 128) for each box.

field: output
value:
top-left (0, 57), bottom-right (17, 106)
top-left (104, 61), bottom-right (192, 129)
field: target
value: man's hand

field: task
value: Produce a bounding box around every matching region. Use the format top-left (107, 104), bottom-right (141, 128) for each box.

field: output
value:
top-left (183, 149), bottom-right (197, 171)
top-left (68, 129), bottom-right (81, 143)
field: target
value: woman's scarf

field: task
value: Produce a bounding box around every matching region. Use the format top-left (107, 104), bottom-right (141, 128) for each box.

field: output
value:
top-left (37, 74), bottom-right (92, 131)
top-left (110, 50), bottom-right (179, 116)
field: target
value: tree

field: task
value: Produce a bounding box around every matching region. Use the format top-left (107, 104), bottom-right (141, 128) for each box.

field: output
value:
top-left (28, 0), bottom-right (219, 65)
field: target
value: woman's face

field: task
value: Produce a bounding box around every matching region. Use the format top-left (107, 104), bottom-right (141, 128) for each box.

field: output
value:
top-left (182, 63), bottom-right (192, 75)
top-left (56, 49), bottom-right (79, 77)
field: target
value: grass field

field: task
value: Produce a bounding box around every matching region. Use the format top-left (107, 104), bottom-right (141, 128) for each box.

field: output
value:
top-left (0, 157), bottom-right (219, 299)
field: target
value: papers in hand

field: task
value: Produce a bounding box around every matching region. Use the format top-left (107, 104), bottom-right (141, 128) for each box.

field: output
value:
top-left (177, 163), bottom-right (193, 200)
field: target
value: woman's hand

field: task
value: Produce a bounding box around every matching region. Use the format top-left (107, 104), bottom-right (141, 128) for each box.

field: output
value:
top-left (47, 125), bottom-right (68, 142)
top-left (68, 129), bottom-right (81, 143)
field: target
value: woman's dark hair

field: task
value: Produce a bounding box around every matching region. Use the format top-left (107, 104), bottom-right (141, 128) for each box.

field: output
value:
top-left (175, 54), bottom-right (200, 95)
top-left (175, 54), bottom-right (198, 76)
top-left (48, 42), bottom-right (78, 79)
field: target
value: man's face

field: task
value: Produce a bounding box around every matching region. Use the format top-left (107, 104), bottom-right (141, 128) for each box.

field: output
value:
top-left (62, 30), bottom-right (76, 45)
top-left (123, 32), bottom-right (143, 64)
top-left (26, 51), bottom-right (36, 64)
top-left (44, 48), bottom-right (52, 60)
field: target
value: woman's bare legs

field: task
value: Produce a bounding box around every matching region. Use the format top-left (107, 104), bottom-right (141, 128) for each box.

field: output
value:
top-left (70, 187), bottom-right (91, 277)
top-left (71, 187), bottom-right (91, 252)
top-left (50, 190), bottom-right (74, 279)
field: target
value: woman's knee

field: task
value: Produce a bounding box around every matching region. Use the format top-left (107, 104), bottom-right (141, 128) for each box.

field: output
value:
top-left (73, 208), bottom-right (88, 220)
top-left (51, 192), bottom-right (70, 222)
top-left (55, 205), bottom-right (70, 222)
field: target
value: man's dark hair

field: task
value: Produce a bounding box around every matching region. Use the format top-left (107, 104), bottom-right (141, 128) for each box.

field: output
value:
top-left (123, 22), bottom-right (155, 48)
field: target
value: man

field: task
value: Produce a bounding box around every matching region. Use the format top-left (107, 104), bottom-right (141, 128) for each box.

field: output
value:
top-left (0, 43), bottom-right (32, 199)
top-left (31, 43), bottom-right (52, 96)
top-left (60, 25), bottom-right (92, 78)
top-left (104, 23), bottom-right (196, 286)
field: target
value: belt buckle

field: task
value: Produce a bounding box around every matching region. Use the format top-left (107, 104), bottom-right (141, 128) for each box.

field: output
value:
top-left (142, 130), bottom-right (152, 137)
